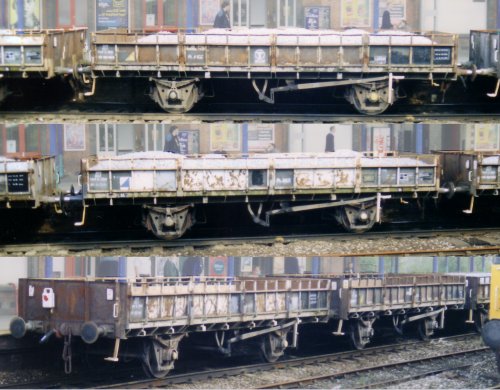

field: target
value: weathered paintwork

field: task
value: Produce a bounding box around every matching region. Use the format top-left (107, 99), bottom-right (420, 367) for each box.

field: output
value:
top-left (0, 156), bottom-right (57, 208)
top-left (81, 152), bottom-right (440, 203)
top-left (438, 150), bottom-right (500, 194)
top-left (91, 29), bottom-right (457, 77)
top-left (0, 28), bottom-right (87, 78)
top-left (16, 276), bottom-right (331, 339)
top-left (331, 274), bottom-right (467, 320)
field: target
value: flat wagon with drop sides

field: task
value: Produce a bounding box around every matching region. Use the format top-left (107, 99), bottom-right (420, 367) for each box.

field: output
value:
top-left (78, 151), bottom-right (441, 239)
top-left (0, 28), bottom-right (87, 104)
top-left (10, 272), bottom-right (489, 377)
top-left (87, 28), bottom-right (459, 114)
top-left (10, 276), bottom-right (331, 377)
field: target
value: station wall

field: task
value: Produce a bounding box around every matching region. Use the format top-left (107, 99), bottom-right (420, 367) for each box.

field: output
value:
top-left (4, 0), bottom-right (496, 33)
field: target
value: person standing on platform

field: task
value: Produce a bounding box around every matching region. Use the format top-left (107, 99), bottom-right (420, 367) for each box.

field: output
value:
top-left (325, 126), bottom-right (335, 152)
top-left (164, 126), bottom-right (181, 154)
top-left (214, 0), bottom-right (231, 29)
top-left (380, 10), bottom-right (393, 30)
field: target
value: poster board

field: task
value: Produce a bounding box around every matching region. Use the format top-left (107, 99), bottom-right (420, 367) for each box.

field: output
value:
top-left (248, 124), bottom-right (274, 151)
top-left (200, 0), bottom-right (220, 26)
top-left (304, 6), bottom-right (331, 30)
top-left (341, 0), bottom-right (371, 28)
top-left (210, 124), bottom-right (241, 152)
top-left (378, 0), bottom-right (406, 27)
top-left (96, 0), bottom-right (128, 30)
top-left (64, 124), bottom-right (86, 151)
top-left (473, 124), bottom-right (499, 150)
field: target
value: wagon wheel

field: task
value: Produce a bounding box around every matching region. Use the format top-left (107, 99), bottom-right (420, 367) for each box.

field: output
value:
top-left (155, 83), bottom-right (199, 114)
top-left (349, 320), bottom-right (371, 350)
top-left (141, 339), bottom-right (177, 379)
top-left (259, 332), bottom-right (287, 363)
top-left (163, 85), bottom-right (198, 114)
top-left (335, 206), bottom-right (373, 234)
top-left (348, 84), bottom-right (392, 115)
top-left (474, 309), bottom-right (488, 333)
top-left (417, 318), bottom-right (435, 341)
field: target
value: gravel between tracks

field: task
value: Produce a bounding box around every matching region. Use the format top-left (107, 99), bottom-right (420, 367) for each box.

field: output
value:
top-left (168, 335), bottom-right (497, 389)
top-left (40, 232), bottom-right (492, 258)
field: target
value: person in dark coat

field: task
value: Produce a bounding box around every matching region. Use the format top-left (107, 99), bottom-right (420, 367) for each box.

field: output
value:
top-left (325, 126), bottom-right (335, 152)
top-left (213, 0), bottom-right (231, 29)
top-left (163, 126), bottom-right (181, 153)
top-left (380, 10), bottom-right (393, 30)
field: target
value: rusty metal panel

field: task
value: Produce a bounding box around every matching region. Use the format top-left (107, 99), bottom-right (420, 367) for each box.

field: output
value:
top-left (299, 47), bottom-right (319, 66)
top-left (19, 279), bottom-right (119, 337)
top-left (138, 46), bottom-right (157, 63)
top-left (227, 47), bottom-right (248, 65)
top-left (207, 46), bottom-right (226, 65)
top-left (0, 156), bottom-right (56, 206)
top-left (0, 29), bottom-right (85, 77)
top-left (91, 29), bottom-right (457, 74)
top-left (205, 170), bottom-right (247, 191)
top-left (159, 46), bottom-right (178, 64)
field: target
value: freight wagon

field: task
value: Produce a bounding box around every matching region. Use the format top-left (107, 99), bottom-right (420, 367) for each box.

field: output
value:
top-left (78, 151), bottom-right (441, 239)
top-left (10, 272), bottom-right (488, 377)
top-left (0, 28), bottom-right (87, 104)
top-left (87, 28), bottom-right (459, 114)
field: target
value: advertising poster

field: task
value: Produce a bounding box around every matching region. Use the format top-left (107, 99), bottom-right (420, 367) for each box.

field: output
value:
top-left (240, 258), bottom-right (253, 273)
top-left (341, 0), bottom-right (371, 28)
top-left (248, 124), bottom-right (274, 151)
top-left (304, 6), bottom-right (331, 30)
top-left (9, 0), bottom-right (40, 29)
top-left (210, 124), bottom-right (241, 152)
top-left (379, 0), bottom-right (406, 26)
top-left (473, 124), bottom-right (499, 150)
top-left (64, 124), bottom-right (86, 151)
top-left (200, 0), bottom-right (220, 26)
top-left (96, 0), bottom-right (128, 30)
top-left (372, 127), bottom-right (391, 153)
top-left (209, 257), bottom-right (228, 276)
top-left (179, 130), bottom-right (200, 155)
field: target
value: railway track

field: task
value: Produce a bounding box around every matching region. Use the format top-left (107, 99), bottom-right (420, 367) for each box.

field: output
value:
top-left (0, 333), bottom-right (481, 389)
top-left (1, 103), bottom-right (500, 124)
top-left (2, 227), bottom-right (500, 257)
top-left (258, 347), bottom-right (488, 389)
top-left (92, 333), bottom-right (487, 389)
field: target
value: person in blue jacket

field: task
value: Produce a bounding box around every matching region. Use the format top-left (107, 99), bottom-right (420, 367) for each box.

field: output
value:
top-left (214, 0), bottom-right (231, 29)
